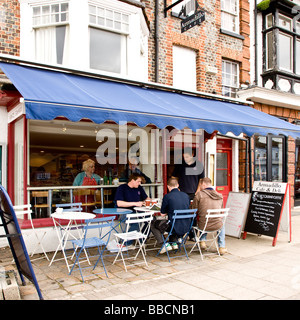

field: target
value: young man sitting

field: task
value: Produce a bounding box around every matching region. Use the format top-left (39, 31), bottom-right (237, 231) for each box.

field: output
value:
top-left (151, 177), bottom-right (191, 253)
top-left (192, 177), bottom-right (227, 255)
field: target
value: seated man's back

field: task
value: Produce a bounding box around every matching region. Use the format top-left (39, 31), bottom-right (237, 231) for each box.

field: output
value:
top-left (160, 180), bottom-right (190, 237)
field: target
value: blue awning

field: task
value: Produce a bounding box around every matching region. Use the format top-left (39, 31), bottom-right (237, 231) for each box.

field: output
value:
top-left (1, 62), bottom-right (300, 138)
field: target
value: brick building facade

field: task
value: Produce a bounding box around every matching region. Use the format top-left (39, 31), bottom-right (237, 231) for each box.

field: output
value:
top-left (0, 0), bottom-right (299, 210)
top-left (145, 0), bottom-right (250, 94)
top-left (0, 0), bottom-right (20, 56)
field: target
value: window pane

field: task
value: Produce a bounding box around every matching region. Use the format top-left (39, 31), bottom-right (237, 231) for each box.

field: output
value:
top-left (266, 14), bottom-right (273, 28)
top-left (272, 137), bottom-right (283, 181)
top-left (297, 40), bottom-right (300, 75)
top-left (222, 60), bottom-right (239, 97)
top-left (254, 136), bottom-right (267, 181)
top-left (90, 28), bottom-right (125, 73)
top-left (278, 33), bottom-right (293, 71)
top-left (56, 26), bottom-right (66, 65)
top-left (266, 32), bottom-right (274, 69)
top-left (279, 14), bottom-right (292, 31)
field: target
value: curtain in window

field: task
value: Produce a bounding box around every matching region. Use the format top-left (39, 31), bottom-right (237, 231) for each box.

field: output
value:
top-left (35, 26), bottom-right (69, 65)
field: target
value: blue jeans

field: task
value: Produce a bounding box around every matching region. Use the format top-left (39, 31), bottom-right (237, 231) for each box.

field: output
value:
top-left (200, 225), bottom-right (225, 248)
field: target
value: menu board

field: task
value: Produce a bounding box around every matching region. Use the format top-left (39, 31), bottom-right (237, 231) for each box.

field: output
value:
top-left (243, 181), bottom-right (290, 245)
top-left (225, 192), bottom-right (251, 238)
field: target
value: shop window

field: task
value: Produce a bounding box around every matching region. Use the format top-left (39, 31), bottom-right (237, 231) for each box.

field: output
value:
top-left (221, 0), bottom-right (239, 34)
top-left (32, 2), bottom-right (69, 65)
top-left (222, 60), bottom-right (239, 98)
top-left (254, 135), bottom-right (286, 182)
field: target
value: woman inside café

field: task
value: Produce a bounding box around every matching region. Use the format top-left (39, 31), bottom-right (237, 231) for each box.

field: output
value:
top-left (73, 159), bottom-right (101, 211)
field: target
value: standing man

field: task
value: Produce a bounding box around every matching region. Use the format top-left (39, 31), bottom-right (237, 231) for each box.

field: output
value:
top-left (172, 148), bottom-right (205, 201)
top-left (151, 177), bottom-right (191, 253)
top-left (192, 177), bottom-right (227, 255)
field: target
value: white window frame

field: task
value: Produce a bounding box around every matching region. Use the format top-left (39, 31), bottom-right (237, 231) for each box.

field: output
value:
top-left (32, 1), bottom-right (69, 27)
top-left (278, 32), bottom-right (293, 72)
top-left (221, 0), bottom-right (239, 34)
top-left (222, 60), bottom-right (239, 98)
top-left (31, 1), bottom-right (70, 65)
top-left (20, 0), bottom-right (149, 80)
top-left (88, 2), bottom-right (130, 74)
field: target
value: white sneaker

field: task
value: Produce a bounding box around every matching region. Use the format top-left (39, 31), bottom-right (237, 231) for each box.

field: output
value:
top-left (160, 243), bottom-right (172, 254)
top-left (171, 242), bottom-right (178, 250)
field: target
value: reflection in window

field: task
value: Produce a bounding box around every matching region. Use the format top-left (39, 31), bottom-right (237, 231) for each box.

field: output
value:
top-left (278, 32), bottom-right (293, 72)
top-left (254, 135), bottom-right (285, 182)
top-left (89, 28), bottom-right (127, 73)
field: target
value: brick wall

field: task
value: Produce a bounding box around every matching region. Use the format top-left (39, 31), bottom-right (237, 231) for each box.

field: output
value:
top-left (144, 0), bottom-right (250, 95)
top-left (0, 0), bottom-right (20, 56)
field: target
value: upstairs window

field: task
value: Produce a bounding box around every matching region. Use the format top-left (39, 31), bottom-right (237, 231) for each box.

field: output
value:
top-left (221, 0), bottom-right (239, 34)
top-left (32, 2), bottom-right (69, 65)
top-left (265, 12), bottom-right (299, 74)
top-left (222, 60), bottom-right (239, 98)
top-left (88, 4), bottom-right (129, 74)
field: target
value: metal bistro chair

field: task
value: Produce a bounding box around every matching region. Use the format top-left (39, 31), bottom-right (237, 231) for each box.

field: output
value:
top-left (69, 216), bottom-right (116, 282)
top-left (13, 204), bottom-right (49, 261)
top-left (157, 209), bottom-right (197, 262)
top-left (113, 211), bottom-right (154, 272)
top-left (189, 208), bottom-right (229, 260)
top-left (55, 202), bottom-right (83, 212)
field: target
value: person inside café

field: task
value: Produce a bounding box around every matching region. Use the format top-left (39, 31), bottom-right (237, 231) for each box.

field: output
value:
top-left (150, 177), bottom-right (191, 254)
top-left (73, 159), bottom-right (101, 211)
top-left (172, 148), bottom-right (205, 240)
top-left (191, 177), bottom-right (227, 255)
top-left (171, 148), bottom-right (205, 201)
top-left (114, 172), bottom-right (150, 246)
top-left (119, 156), bottom-right (152, 184)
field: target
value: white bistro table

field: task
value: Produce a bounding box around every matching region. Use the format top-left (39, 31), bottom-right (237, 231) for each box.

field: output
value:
top-left (49, 211), bottom-right (95, 272)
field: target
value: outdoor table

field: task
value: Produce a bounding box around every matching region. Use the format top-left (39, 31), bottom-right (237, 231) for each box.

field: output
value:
top-left (93, 208), bottom-right (132, 233)
top-left (49, 211), bottom-right (95, 272)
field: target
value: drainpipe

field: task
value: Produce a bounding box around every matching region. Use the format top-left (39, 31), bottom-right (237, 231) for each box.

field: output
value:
top-left (254, 0), bottom-right (258, 86)
top-left (155, 0), bottom-right (159, 83)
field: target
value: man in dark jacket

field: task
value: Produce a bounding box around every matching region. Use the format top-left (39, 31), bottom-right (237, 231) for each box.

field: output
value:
top-left (192, 177), bottom-right (227, 255)
top-left (151, 177), bottom-right (191, 253)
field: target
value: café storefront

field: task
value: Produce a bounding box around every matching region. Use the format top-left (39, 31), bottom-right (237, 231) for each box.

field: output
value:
top-left (1, 60), bottom-right (300, 251)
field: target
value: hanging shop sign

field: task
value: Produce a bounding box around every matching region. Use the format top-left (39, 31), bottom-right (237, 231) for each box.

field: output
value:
top-left (181, 9), bottom-right (205, 33)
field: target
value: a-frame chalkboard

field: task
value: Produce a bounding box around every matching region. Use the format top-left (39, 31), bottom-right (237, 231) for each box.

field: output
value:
top-left (0, 185), bottom-right (43, 300)
top-left (243, 181), bottom-right (291, 246)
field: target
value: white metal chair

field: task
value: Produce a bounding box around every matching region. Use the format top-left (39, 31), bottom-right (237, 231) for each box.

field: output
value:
top-left (189, 208), bottom-right (229, 260)
top-left (13, 204), bottom-right (49, 261)
top-left (113, 211), bottom-right (154, 272)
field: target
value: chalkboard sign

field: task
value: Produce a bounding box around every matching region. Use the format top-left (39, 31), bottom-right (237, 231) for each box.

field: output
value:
top-left (243, 181), bottom-right (291, 246)
top-left (0, 185), bottom-right (43, 299)
top-left (225, 192), bottom-right (251, 238)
